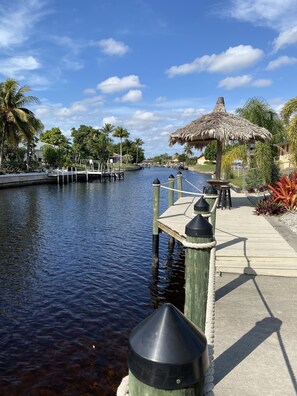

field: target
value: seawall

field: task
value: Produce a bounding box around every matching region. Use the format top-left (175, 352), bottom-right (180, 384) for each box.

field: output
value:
top-left (0, 173), bottom-right (56, 189)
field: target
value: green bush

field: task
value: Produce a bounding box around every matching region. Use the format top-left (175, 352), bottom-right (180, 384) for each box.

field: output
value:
top-left (246, 169), bottom-right (264, 191)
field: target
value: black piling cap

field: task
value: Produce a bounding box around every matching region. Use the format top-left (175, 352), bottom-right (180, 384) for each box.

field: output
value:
top-left (185, 214), bottom-right (213, 237)
top-left (177, 171), bottom-right (182, 175)
top-left (194, 197), bottom-right (210, 213)
top-left (169, 174), bottom-right (175, 179)
top-left (128, 303), bottom-right (209, 390)
top-left (204, 185), bottom-right (217, 195)
top-left (153, 178), bottom-right (160, 185)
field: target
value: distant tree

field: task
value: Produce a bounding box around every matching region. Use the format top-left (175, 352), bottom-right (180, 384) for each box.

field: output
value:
top-left (100, 123), bottom-right (115, 136)
top-left (204, 141), bottom-right (217, 161)
top-left (0, 78), bottom-right (42, 167)
top-left (71, 125), bottom-right (97, 161)
top-left (41, 144), bottom-right (59, 167)
top-left (281, 97), bottom-right (297, 166)
top-left (134, 138), bottom-right (144, 163)
top-left (236, 97), bottom-right (284, 183)
top-left (40, 127), bottom-right (69, 148)
top-left (183, 143), bottom-right (193, 158)
top-left (40, 128), bottom-right (70, 167)
top-left (113, 126), bottom-right (130, 166)
top-left (178, 153), bottom-right (187, 162)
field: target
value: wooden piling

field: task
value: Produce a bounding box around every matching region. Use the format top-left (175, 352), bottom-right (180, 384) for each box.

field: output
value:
top-left (203, 186), bottom-right (218, 230)
top-left (168, 174), bottom-right (175, 208)
top-left (129, 371), bottom-right (202, 396)
top-left (184, 214), bottom-right (213, 331)
top-left (176, 171), bottom-right (182, 199)
top-left (152, 178), bottom-right (160, 267)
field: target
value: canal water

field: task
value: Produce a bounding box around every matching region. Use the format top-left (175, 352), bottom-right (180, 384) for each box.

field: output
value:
top-left (0, 168), bottom-right (208, 395)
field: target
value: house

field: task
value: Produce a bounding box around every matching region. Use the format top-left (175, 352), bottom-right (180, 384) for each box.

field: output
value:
top-left (276, 143), bottom-right (292, 170)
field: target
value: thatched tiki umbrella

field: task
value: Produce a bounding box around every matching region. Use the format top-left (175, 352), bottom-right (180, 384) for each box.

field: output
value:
top-left (169, 97), bottom-right (272, 179)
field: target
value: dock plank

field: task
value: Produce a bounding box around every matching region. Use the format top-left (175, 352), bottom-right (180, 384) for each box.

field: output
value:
top-left (157, 192), bottom-right (297, 277)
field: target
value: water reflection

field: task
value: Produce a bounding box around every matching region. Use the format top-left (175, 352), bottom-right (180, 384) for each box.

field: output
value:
top-left (150, 235), bottom-right (185, 312)
top-left (0, 168), bottom-right (208, 395)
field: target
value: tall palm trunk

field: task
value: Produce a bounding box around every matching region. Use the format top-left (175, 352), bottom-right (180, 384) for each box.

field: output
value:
top-left (120, 137), bottom-right (123, 167)
top-left (0, 120), bottom-right (6, 167)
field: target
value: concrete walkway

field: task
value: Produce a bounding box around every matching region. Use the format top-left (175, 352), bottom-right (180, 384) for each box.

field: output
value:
top-left (214, 273), bottom-right (297, 396)
top-left (215, 192), bottom-right (297, 276)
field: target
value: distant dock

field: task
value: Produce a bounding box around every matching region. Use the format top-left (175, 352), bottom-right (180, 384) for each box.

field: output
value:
top-left (48, 168), bottom-right (124, 184)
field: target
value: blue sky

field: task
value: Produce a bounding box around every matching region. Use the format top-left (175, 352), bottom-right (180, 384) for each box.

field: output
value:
top-left (1, 0), bottom-right (297, 157)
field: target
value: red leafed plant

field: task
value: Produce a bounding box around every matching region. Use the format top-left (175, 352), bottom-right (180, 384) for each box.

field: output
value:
top-left (268, 172), bottom-right (297, 210)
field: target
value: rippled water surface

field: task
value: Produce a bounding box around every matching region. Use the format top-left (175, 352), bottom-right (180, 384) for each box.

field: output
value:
top-left (0, 168), bottom-right (208, 395)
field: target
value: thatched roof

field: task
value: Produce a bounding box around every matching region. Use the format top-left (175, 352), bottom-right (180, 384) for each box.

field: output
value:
top-left (169, 97), bottom-right (272, 148)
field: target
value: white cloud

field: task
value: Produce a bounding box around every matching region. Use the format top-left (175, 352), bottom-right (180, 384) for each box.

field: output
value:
top-left (252, 79), bottom-right (272, 87)
top-left (218, 75), bottom-right (272, 90)
top-left (0, 56), bottom-right (40, 76)
top-left (102, 116), bottom-right (118, 126)
top-left (84, 88), bottom-right (96, 95)
top-left (166, 45), bottom-right (263, 76)
top-left (155, 96), bottom-right (167, 103)
top-left (267, 55), bottom-right (297, 70)
top-left (125, 110), bottom-right (161, 130)
top-left (98, 38), bottom-right (129, 56)
top-left (273, 25), bottom-right (297, 51)
top-left (114, 89), bottom-right (143, 103)
top-left (97, 75), bottom-right (143, 93)
top-left (226, 0), bottom-right (297, 31)
top-left (0, 0), bottom-right (48, 48)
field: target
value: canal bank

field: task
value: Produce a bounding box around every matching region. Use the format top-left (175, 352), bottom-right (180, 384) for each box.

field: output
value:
top-left (0, 172), bottom-right (55, 189)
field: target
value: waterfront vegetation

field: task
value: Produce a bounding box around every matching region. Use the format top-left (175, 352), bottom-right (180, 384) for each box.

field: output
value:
top-left (0, 77), bottom-right (297, 199)
top-left (0, 79), bottom-right (144, 173)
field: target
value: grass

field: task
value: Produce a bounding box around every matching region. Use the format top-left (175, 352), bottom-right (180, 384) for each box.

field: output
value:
top-left (190, 163), bottom-right (216, 174)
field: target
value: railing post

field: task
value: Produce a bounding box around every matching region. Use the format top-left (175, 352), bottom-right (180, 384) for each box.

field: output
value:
top-left (168, 174), bottom-right (175, 207)
top-left (184, 214), bottom-right (213, 331)
top-left (128, 303), bottom-right (208, 396)
top-left (203, 185), bottom-right (218, 230)
top-left (194, 196), bottom-right (210, 218)
top-left (176, 171), bottom-right (182, 199)
top-left (152, 178), bottom-right (160, 267)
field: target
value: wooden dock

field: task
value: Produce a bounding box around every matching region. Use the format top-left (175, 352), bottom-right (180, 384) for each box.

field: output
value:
top-left (48, 169), bottom-right (124, 183)
top-left (158, 191), bottom-right (297, 277)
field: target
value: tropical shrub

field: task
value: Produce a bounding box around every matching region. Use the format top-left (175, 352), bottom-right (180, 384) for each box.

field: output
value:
top-left (254, 196), bottom-right (286, 216)
top-left (268, 172), bottom-right (297, 210)
top-left (246, 169), bottom-right (263, 191)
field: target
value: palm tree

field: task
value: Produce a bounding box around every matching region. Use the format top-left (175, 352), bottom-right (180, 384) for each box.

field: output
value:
top-left (183, 143), bottom-right (193, 158)
top-left (134, 138), bottom-right (144, 164)
top-left (113, 126), bottom-right (130, 166)
top-left (0, 79), bottom-right (41, 167)
top-left (236, 97), bottom-right (284, 184)
top-left (100, 123), bottom-right (115, 136)
top-left (281, 97), bottom-right (297, 167)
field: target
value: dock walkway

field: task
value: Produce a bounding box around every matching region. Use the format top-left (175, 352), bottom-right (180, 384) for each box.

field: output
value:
top-left (157, 190), bottom-right (297, 395)
top-left (158, 191), bottom-right (297, 277)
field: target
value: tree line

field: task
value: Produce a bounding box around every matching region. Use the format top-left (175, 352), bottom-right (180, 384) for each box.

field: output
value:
top-left (0, 78), bottom-right (144, 172)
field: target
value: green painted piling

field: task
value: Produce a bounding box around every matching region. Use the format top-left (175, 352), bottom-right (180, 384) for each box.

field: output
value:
top-left (203, 185), bottom-right (218, 230)
top-left (168, 174), bottom-right (175, 207)
top-left (129, 371), bottom-right (202, 396)
top-left (184, 215), bottom-right (213, 331)
top-left (176, 171), bottom-right (182, 199)
top-left (152, 178), bottom-right (160, 266)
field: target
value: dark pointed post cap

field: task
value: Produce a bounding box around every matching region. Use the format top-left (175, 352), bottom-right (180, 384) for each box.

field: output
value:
top-left (194, 197), bottom-right (210, 213)
top-left (153, 178), bottom-right (160, 184)
top-left (204, 185), bottom-right (217, 195)
top-left (177, 171), bottom-right (182, 175)
top-left (185, 214), bottom-right (213, 237)
top-left (128, 303), bottom-right (209, 390)
top-left (169, 174), bottom-right (175, 179)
